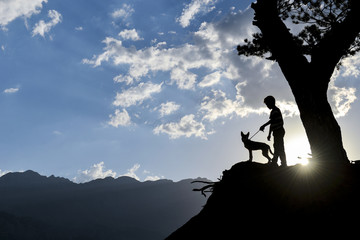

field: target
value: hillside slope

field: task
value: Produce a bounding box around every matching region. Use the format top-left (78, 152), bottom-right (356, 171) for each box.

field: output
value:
top-left (167, 161), bottom-right (360, 239)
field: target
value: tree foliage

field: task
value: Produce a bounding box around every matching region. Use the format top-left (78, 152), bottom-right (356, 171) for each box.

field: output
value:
top-left (238, 0), bottom-right (360, 61)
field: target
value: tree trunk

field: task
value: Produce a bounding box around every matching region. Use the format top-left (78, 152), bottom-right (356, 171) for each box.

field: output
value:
top-left (251, 0), bottom-right (350, 165)
top-left (277, 56), bottom-right (349, 165)
top-left (290, 76), bottom-right (349, 165)
top-left (278, 81), bottom-right (349, 165)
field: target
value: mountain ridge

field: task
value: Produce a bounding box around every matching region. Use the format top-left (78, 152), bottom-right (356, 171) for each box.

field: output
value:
top-left (0, 170), bottom-right (75, 187)
top-left (0, 170), bottom-right (205, 185)
top-left (0, 170), bottom-right (208, 240)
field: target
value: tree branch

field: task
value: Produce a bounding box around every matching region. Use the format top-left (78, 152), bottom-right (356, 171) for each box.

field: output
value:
top-left (251, 0), bottom-right (309, 83)
top-left (311, 0), bottom-right (360, 81)
top-left (192, 180), bottom-right (215, 197)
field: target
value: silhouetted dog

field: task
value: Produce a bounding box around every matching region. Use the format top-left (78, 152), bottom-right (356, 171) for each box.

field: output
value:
top-left (241, 131), bottom-right (273, 163)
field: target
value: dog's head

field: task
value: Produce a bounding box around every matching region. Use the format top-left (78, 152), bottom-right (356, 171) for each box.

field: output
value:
top-left (241, 131), bottom-right (250, 142)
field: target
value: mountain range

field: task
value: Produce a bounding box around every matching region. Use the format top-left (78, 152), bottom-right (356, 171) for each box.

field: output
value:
top-left (0, 170), bottom-right (208, 240)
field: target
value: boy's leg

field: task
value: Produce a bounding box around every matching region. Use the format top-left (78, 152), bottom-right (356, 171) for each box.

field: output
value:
top-left (274, 129), bottom-right (287, 166)
top-left (278, 139), bottom-right (287, 166)
top-left (273, 128), bottom-right (286, 166)
top-left (272, 140), bottom-right (279, 166)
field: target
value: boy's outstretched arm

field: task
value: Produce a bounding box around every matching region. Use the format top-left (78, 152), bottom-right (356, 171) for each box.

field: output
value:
top-left (260, 120), bottom-right (271, 131)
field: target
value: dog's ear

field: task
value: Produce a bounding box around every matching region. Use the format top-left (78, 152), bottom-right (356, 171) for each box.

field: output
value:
top-left (241, 131), bottom-right (244, 137)
top-left (246, 132), bottom-right (250, 137)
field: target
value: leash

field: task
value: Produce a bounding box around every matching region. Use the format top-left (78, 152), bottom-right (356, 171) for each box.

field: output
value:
top-left (249, 130), bottom-right (261, 140)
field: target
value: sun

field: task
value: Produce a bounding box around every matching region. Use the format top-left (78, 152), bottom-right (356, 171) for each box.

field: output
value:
top-left (285, 136), bottom-right (311, 166)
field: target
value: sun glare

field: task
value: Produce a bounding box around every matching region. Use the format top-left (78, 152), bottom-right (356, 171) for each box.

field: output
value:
top-left (285, 136), bottom-right (311, 166)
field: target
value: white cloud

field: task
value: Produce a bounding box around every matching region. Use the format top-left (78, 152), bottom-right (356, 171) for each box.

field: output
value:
top-left (52, 130), bottom-right (63, 135)
top-left (74, 162), bottom-right (117, 183)
top-left (156, 41), bottom-right (167, 48)
top-left (0, 0), bottom-right (47, 28)
top-left (113, 74), bottom-right (135, 85)
top-left (200, 90), bottom-right (240, 122)
top-left (0, 169), bottom-right (10, 177)
top-left (108, 109), bottom-right (132, 127)
top-left (74, 163), bottom-right (163, 183)
top-left (144, 175), bottom-right (161, 181)
top-left (113, 82), bottom-right (163, 108)
top-left (170, 68), bottom-right (197, 90)
top-left (75, 26), bottom-right (83, 31)
top-left (118, 29), bottom-right (143, 41)
top-left (112, 4), bottom-right (134, 20)
top-left (120, 163), bottom-right (140, 181)
top-left (276, 101), bottom-right (300, 118)
top-left (82, 37), bottom-right (216, 90)
top-left (32, 10), bottom-right (62, 37)
top-left (3, 87), bottom-right (19, 94)
top-left (198, 71), bottom-right (222, 87)
top-left (157, 102), bottom-right (181, 117)
top-left (153, 114), bottom-right (207, 139)
top-left (82, 9), bottom-right (255, 90)
top-left (121, 164), bottom-right (163, 182)
top-left (177, 0), bottom-right (217, 28)
top-left (329, 73), bottom-right (357, 118)
top-left (340, 53), bottom-right (360, 78)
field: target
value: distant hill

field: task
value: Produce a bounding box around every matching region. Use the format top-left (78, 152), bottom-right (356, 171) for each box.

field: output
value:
top-left (167, 162), bottom-right (360, 239)
top-left (0, 170), bottom-right (208, 240)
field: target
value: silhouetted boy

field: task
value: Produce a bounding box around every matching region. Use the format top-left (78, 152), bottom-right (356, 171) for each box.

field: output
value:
top-left (260, 96), bottom-right (287, 167)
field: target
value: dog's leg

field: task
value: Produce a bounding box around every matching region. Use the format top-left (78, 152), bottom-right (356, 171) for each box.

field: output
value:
top-left (248, 150), bottom-right (253, 162)
top-left (268, 145), bottom-right (273, 155)
top-left (262, 149), bottom-right (272, 164)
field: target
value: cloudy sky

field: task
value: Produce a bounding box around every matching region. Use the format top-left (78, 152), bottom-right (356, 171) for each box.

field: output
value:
top-left (0, 0), bottom-right (359, 182)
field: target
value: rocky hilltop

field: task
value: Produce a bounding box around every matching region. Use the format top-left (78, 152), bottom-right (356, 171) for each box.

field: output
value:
top-left (167, 161), bottom-right (360, 239)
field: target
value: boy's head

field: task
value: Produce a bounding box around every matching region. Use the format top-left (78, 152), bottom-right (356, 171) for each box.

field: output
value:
top-left (264, 95), bottom-right (276, 109)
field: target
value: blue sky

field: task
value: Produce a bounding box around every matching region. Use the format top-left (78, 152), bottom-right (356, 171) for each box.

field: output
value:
top-left (0, 0), bottom-right (360, 182)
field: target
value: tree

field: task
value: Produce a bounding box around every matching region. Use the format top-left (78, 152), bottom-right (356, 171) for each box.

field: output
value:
top-left (238, 0), bottom-right (360, 165)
